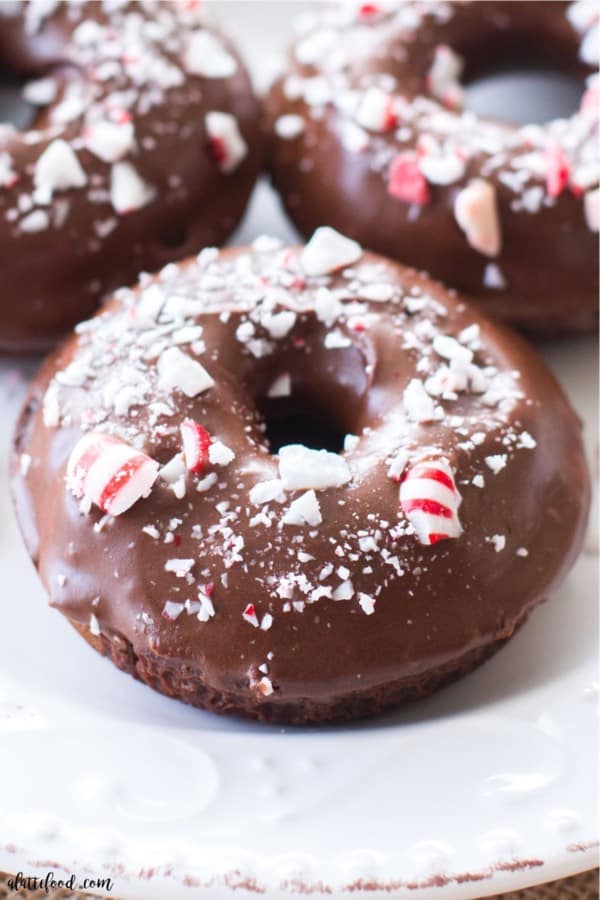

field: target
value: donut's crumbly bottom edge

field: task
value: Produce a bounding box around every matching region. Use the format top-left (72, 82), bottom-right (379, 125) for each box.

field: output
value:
top-left (69, 608), bottom-right (533, 725)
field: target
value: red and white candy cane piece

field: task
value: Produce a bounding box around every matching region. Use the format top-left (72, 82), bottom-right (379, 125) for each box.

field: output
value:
top-left (545, 143), bottom-right (571, 199)
top-left (388, 153), bottom-right (431, 206)
top-left (180, 418), bottom-right (212, 472)
top-left (66, 432), bottom-right (159, 517)
top-left (426, 45), bottom-right (464, 109)
top-left (355, 87), bottom-right (397, 132)
top-left (399, 457), bottom-right (462, 546)
top-left (205, 111), bottom-right (248, 173)
top-left (454, 179), bottom-right (501, 257)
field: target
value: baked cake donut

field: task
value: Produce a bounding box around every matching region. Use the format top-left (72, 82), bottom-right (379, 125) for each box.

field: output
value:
top-left (12, 228), bottom-right (589, 724)
top-left (0, 0), bottom-right (262, 351)
top-left (267, 1), bottom-right (599, 335)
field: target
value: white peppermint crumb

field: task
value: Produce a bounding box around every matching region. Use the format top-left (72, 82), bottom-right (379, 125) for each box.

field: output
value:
top-left (283, 489), bottom-right (322, 526)
top-left (516, 547), bottom-right (529, 557)
top-left (165, 558), bottom-right (194, 577)
top-left (278, 444), bottom-right (351, 490)
top-left (484, 262), bottom-right (507, 290)
top-left (197, 472), bottom-right (218, 492)
top-left (358, 593), bottom-right (376, 615)
top-left (344, 434), bottom-right (360, 452)
top-left (485, 454), bottom-right (507, 474)
top-left (208, 441), bottom-right (235, 466)
top-left (267, 372), bottom-right (291, 398)
top-left (157, 347), bottom-right (215, 397)
top-left (162, 600), bottom-right (184, 621)
top-left (487, 534), bottom-right (506, 552)
top-left (110, 161), bottom-right (154, 214)
top-left (275, 114), bottom-right (305, 139)
top-left (301, 227), bottom-right (362, 276)
top-left (403, 378), bottom-right (435, 423)
top-left (472, 474), bottom-right (485, 488)
top-left (249, 479), bottom-right (285, 505)
top-left (257, 676), bottom-right (274, 696)
top-left (184, 30), bottom-right (237, 78)
top-left (324, 330), bottom-right (352, 349)
top-left (260, 612), bottom-right (274, 631)
top-left (332, 579), bottom-right (354, 600)
top-left (517, 431), bottom-right (537, 449)
top-left (89, 614), bottom-right (101, 636)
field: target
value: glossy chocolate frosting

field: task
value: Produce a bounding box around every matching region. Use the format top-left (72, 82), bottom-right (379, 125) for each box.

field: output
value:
top-left (0, 0), bottom-right (263, 351)
top-left (267, 1), bottom-right (599, 336)
top-left (12, 233), bottom-right (590, 722)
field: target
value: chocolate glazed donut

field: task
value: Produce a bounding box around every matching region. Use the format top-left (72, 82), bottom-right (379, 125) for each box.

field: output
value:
top-left (267, 1), bottom-right (599, 336)
top-left (11, 229), bottom-right (589, 724)
top-left (0, 0), bottom-right (263, 351)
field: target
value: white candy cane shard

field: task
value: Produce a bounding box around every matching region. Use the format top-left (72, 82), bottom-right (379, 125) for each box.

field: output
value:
top-left (355, 87), bottom-right (397, 132)
top-left (66, 432), bottom-right (159, 517)
top-left (427, 44), bottom-right (464, 108)
top-left (206, 111), bottom-right (247, 173)
top-left (454, 179), bottom-right (501, 257)
top-left (278, 444), bottom-right (351, 490)
top-left (399, 457), bottom-right (462, 545)
top-left (110, 161), bottom-right (154, 214)
top-left (184, 31), bottom-right (238, 78)
top-left (84, 117), bottom-right (135, 163)
top-left (34, 139), bottom-right (87, 202)
top-left (301, 227), bottom-right (362, 276)
top-left (158, 347), bottom-right (215, 397)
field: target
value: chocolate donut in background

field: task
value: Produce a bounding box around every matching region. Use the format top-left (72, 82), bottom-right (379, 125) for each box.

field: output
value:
top-left (0, 0), bottom-right (263, 352)
top-left (267, 1), bottom-right (599, 337)
top-left (11, 228), bottom-right (589, 724)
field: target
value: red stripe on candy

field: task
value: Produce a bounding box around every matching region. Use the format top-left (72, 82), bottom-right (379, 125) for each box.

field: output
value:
top-left (428, 533), bottom-right (448, 545)
top-left (98, 454), bottom-right (147, 512)
top-left (409, 465), bottom-right (454, 492)
top-left (401, 498), bottom-right (453, 519)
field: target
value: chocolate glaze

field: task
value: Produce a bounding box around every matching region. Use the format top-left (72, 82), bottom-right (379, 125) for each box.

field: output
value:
top-left (267, 1), bottom-right (599, 336)
top-left (0, 1), bottom-right (263, 351)
top-left (11, 236), bottom-right (590, 723)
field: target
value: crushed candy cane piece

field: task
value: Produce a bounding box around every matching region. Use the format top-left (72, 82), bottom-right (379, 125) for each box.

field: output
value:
top-left (427, 44), bottom-right (464, 108)
top-left (34, 139), bottom-right (86, 202)
top-left (158, 347), bottom-right (215, 397)
top-left (242, 603), bottom-right (259, 627)
top-left (545, 144), bottom-right (571, 198)
top-left (206, 111), bottom-right (247, 173)
top-left (388, 153), bottom-right (430, 205)
top-left (355, 87), bottom-right (397, 132)
top-left (84, 118), bottom-right (135, 163)
top-left (283, 489), bottom-right (322, 526)
top-left (180, 419), bottom-right (211, 472)
top-left (454, 179), bottom-right (501, 257)
top-left (275, 114), bottom-right (305, 139)
top-left (66, 431), bottom-right (159, 517)
top-left (183, 31), bottom-right (237, 78)
top-left (301, 227), bottom-right (362, 276)
top-left (279, 444), bottom-right (351, 490)
top-left (110, 161), bottom-right (154, 214)
top-left (400, 456), bottom-right (462, 545)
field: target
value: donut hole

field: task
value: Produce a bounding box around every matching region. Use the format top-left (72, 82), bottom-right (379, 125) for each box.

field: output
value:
top-left (253, 335), bottom-right (370, 456)
top-left (260, 400), bottom-right (347, 454)
top-left (0, 65), bottom-right (36, 130)
top-left (460, 33), bottom-right (584, 125)
top-left (464, 65), bottom-right (583, 125)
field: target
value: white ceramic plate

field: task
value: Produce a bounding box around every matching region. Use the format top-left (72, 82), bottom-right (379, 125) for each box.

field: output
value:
top-left (0, 4), bottom-right (598, 898)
